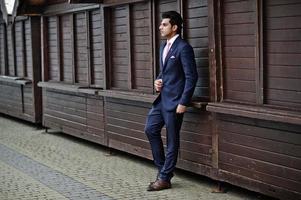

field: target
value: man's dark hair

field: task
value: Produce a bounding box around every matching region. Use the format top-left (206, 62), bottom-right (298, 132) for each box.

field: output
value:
top-left (162, 11), bottom-right (183, 35)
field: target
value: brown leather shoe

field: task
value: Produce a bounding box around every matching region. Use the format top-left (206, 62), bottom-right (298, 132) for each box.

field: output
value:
top-left (147, 179), bottom-right (171, 191)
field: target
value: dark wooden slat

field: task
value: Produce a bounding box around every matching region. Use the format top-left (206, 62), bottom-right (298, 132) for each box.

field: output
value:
top-left (219, 142), bottom-right (301, 170)
top-left (220, 151), bottom-right (301, 182)
top-left (219, 162), bottom-right (301, 193)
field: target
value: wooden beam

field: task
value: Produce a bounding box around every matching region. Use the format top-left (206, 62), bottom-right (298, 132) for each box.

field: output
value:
top-left (255, 0), bottom-right (263, 104)
top-left (208, 0), bottom-right (219, 170)
top-left (3, 24), bottom-right (8, 75)
top-left (126, 5), bottom-right (132, 90)
top-left (86, 11), bottom-right (92, 86)
top-left (56, 16), bottom-right (62, 81)
top-left (11, 24), bottom-right (17, 76)
top-left (69, 0), bottom-right (103, 3)
top-left (70, 14), bottom-right (76, 84)
top-left (41, 16), bottom-right (49, 81)
top-left (149, 0), bottom-right (155, 93)
top-left (216, 0), bottom-right (223, 102)
top-left (151, 0), bottom-right (157, 94)
top-left (31, 16), bottom-right (42, 123)
top-left (208, 0), bottom-right (217, 102)
top-left (103, 0), bottom-right (147, 6)
top-left (21, 20), bottom-right (27, 77)
top-left (101, 6), bottom-right (110, 89)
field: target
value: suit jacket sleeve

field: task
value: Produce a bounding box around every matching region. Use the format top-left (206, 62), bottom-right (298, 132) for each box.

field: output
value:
top-left (179, 44), bottom-right (198, 106)
top-left (156, 72), bottom-right (162, 80)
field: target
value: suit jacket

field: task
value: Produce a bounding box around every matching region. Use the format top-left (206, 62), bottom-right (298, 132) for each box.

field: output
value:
top-left (154, 37), bottom-right (198, 111)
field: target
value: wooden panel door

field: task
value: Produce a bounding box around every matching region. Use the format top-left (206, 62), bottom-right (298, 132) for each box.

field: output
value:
top-left (222, 0), bottom-right (257, 103)
top-left (264, 0), bottom-right (301, 109)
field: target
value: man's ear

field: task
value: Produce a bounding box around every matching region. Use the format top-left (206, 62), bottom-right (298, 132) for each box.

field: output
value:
top-left (172, 25), bottom-right (178, 32)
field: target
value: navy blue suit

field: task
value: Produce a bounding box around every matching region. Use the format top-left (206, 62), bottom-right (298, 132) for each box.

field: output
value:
top-left (145, 37), bottom-right (198, 181)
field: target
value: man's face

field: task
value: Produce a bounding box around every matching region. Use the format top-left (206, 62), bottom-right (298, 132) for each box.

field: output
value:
top-left (159, 18), bottom-right (177, 39)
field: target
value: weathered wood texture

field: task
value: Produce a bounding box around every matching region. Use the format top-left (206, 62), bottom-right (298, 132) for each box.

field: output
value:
top-left (0, 17), bottom-right (41, 123)
top-left (0, 23), bottom-right (6, 75)
top-left (109, 6), bottom-right (129, 90)
top-left (0, 80), bottom-right (35, 122)
top-left (130, 2), bottom-right (153, 92)
top-left (7, 22), bottom-right (15, 76)
top-left (217, 114), bottom-right (301, 200)
top-left (184, 0), bottom-right (209, 99)
top-left (90, 9), bottom-right (104, 87)
top-left (61, 14), bottom-right (73, 83)
top-left (208, 0), bottom-right (301, 199)
top-left (177, 109), bottom-right (212, 176)
top-left (106, 98), bottom-right (152, 157)
top-left (43, 88), bottom-right (105, 145)
top-left (222, 0), bottom-right (257, 103)
top-left (45, 8), bottom-right (104, 86)
top-left (264, 0), bottom-right (301, 109)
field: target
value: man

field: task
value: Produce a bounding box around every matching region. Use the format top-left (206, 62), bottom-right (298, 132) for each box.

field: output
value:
top-left (145, 11), bottom-right (198, 191)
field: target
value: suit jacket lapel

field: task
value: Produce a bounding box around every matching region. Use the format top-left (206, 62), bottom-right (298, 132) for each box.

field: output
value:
top-left (163, 37), bottom-right (181, 69)
top-left (160, 42), bottom-right (165, 71)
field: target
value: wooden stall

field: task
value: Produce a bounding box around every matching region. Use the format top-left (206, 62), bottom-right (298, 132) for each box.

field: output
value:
top-left (8, 0), bottom-right (300, 199)
top-left (0, 1), bottom-right (42, 123)
top-left (37, 0), bottom-right (210, 165)
top-left (207, 0), bottom-right (301, 199)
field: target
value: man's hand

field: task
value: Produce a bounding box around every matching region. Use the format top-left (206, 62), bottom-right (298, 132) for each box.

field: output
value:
top-left (154, 79), bottom-right (163, 92)
top-left (176, 104), bottom-right (186, 114)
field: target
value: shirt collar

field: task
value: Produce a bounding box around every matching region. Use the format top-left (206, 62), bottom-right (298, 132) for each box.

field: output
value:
top-left (166, 34), bottom-right (179, 47)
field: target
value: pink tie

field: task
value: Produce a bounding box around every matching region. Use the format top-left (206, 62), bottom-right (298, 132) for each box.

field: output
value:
top-left (162, 42), bottom-right (171, 64)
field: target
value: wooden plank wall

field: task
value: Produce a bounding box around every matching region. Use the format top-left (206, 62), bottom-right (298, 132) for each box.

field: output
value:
top-left (90, 9), bottom-right (104, 87)
top-left (178, 109), bottom-right (212, 175)
top-left (7, 22), bottom-right (15, 76)
top-left (47, 16), bottom-right (60, 81)
top-left (109, 5), bottom-right (129, 90)
top-left (184, 0), bottom-right (209, 99)
top-left (264, 0), bottom-right (301, 109)
top-left (130, 2), bottom-right (153, 92)
top-left (15, 21), bottom-right (25, 77)
top-left (222, 0), bottom-right (256, 103)
top-left (0, 23), bottom-right (5, 75)
top-left (45, 8), bottom-right (104, 86)
top-left (61, 14), bottom-right (73, 83)
top-left (0, 17), bottom-right (41, 123)
top-left (212, 1), bottom-right (301, 199)
top-left (43, 89), bottom-right (106, 145)
top-left (25, 20), bottom-right (33, 79)
top-left (0, 81), bottom-right (22, 115)
top-left (75, 12), bottom-right (88, 85)
top-left (106, 98), bottom-right (152, 158)
top-left (217, 114), bottom-right (301, 199)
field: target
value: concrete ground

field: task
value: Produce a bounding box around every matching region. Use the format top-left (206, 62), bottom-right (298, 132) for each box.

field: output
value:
top-left (0, 114), bottom-right (276, 200)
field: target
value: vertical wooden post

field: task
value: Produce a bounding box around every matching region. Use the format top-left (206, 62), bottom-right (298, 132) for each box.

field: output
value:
top-left (3, 24), bottom-right (8, 75)
top-left (208, 0), bottom-right (219, 169)
top-left (71, 14), bottom-right (76, 84)
top-left (148, 0), bottom-right (154, 92)
top-left (21, 20), bottom-right (27, 77)
top-left (216, 0), bottom-right (223, 102)
top-left (86, 11), bottom-right (92, 86)
top-left (101, 6), bottom-right (109, 89)
top-left (209, 0), bottom-right (220, 103)
top-left (41, 16), bottom-right (49, 81)
top-left (178, 0), bottom-right (184, 38)
top-left (56, 16), bottom-right (62, 81)
top-left (151, 0), bottom-right (157, 93)
top-left (31, 17), bottom-right (42, 122)
top-left (255, 0), bottom-right (264, 105)
top-left (11, 23), bottom-right (17, 76)
top-left (126, 4), bottom-right (132, 90)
